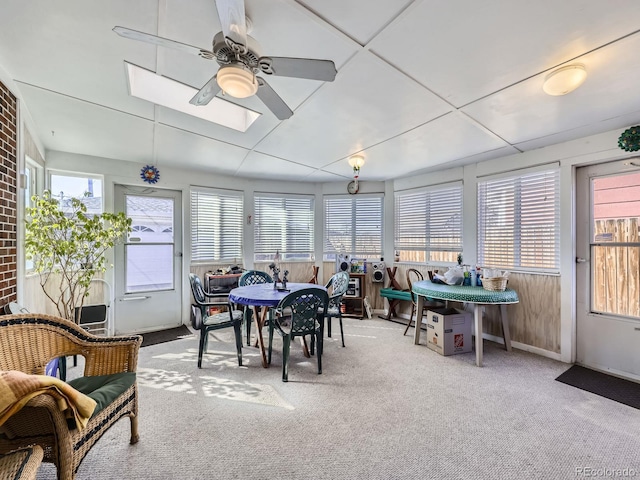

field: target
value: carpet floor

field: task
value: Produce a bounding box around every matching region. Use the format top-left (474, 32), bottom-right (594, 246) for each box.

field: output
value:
top-left (35, 318), bottom-right (640, 479)
top-left (555, 364), bottom-right (640, 410)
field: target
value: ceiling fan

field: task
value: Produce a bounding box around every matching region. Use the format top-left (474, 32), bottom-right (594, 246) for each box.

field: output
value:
top-left (113, 0), bottom-right (337, 120)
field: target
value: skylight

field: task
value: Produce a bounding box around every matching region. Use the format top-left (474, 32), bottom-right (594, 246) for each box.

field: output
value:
top-left (124, 62), bottom-right (260, 133)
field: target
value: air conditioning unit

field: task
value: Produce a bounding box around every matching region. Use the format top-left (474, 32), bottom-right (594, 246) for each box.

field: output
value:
top-left (371, 261), bottom-right (385, 283)
top-left (336, 254), bottom-right (351, 273)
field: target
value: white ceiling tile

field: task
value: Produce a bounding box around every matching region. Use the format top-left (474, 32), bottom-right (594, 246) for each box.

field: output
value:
top-left (154, 125), bottom-right (249, 175)
top-left (322, 112), bottom-right (510, 180)
top-left (462, 33), bottom-right (640, 145)
top-left (369, 0), bottom-right (640, 107)
top-left (255, 50), bottom-right (453, 167)
top-left (234, 152), bottom-right (317, 181)
top-left (297, 0), bottom-right (413, 45)
top-left (19, 84), bottom-right (154, 163)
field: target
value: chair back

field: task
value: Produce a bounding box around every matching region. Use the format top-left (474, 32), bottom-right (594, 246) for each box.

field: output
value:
top-left (239, 270), bottom-right (273, 286)
top-left (276, 288), bottom-right (329, 336)
top-left (325, 271), bottom-right (349, 308)
top-left (406, 268), bottom-right (424, 303)
top-left (189, 273), bottom-right (207, 306)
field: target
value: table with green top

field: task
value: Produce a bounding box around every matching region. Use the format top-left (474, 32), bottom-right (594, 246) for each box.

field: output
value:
top-left (411, 280), bottom-right (519, 367)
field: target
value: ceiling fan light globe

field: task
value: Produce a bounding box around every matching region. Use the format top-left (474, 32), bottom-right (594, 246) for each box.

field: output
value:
top-left (217, 65), bottom-right (258, 98)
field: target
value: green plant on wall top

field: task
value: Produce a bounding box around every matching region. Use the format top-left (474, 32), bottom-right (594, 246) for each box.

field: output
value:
top-left (25, 190), bottom-right (132, 322)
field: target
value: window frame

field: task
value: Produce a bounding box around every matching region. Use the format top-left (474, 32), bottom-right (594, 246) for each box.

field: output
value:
top-left (394, 182), bottom-right (463, 264)
top-left (477, 165), bottom-right (560, 274)
top-left (253, 192), bottom-right (315, 262)
top-left (323, 193), bottom-right (384, 261)
top-left (190, 186), bottom-right (244, 264)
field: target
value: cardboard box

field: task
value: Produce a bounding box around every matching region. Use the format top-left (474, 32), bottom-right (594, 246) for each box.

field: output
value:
top-left (425, 307), bottom-right (472, 356)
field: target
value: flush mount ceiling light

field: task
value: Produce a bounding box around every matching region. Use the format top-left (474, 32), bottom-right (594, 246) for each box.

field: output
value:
top-left (543, 64), bottom-right (587, 96)
top-left (216, 64), bottom-right (258, 99)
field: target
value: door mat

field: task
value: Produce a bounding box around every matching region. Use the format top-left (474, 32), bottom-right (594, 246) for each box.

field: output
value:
top-left (555, 365), bottom-right (640, 410)
top-left (141, 325), bottom-right (194, 347)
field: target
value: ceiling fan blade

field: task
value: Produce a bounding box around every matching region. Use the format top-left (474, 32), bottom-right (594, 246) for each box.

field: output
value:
top-left (256, 77), bottom-right (293, 120)
top-left (190, 75), bottom-right (221, 106)
top-left (258, 57), bottom-right (337, 82)
top-left (214, 0), bottom-right (248, 51)
top-left (113, 26), bottom-right (215, 59)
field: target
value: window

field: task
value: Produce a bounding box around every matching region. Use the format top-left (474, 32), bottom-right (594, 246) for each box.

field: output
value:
top-left (324, 194), bottom-right (383, 259)
top-left (191, 187), bottom-right (243, 263)
top-left (254, 194), bottom-right (314, 261)
top-left (49, 172), bottom-right (103, 216)
top-left (24, 158), bottom-right (42, 272)
top-left (394, 184), bottom-right (462, 263)
top-left (477, 167), bottom-right (560, 272)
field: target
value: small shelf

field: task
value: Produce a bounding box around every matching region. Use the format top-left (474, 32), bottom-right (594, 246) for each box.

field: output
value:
top-left (342, 273), bottom-right (366, 319)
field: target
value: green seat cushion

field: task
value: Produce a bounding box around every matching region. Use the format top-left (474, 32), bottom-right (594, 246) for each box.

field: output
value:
top-left (68, 372), bottom-right (136, 416)
top-left (379, 288), bottom-right (412, 302)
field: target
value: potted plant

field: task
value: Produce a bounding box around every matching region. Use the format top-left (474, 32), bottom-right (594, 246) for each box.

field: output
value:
top-left (25, 190), bottom-right (132, 322)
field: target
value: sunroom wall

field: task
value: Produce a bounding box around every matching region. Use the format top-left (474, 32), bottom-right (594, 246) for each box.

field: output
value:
top-left (19, 123), bottom-right (639, 364)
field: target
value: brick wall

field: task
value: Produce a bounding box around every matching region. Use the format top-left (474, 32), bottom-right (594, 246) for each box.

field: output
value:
top-left (0, 80), bottom-right (17, 306)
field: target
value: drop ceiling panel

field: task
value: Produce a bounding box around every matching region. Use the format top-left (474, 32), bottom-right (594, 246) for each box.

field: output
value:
top-left (322, 112), bottom-right (510, 181)
top-left (255, 50), bottom-right (453, 168)
top-left (19, 84), bottom-right (154, 163)
top-left (234, 151), bottom-right (317, 181)
top-left (297, 0), bottom-right (414, 45)
top-left (154, 125), bottom-right (249, 175)
top-left (369, 0), bottom-right (640, 107)
top-left (463, 33), bottom-right (640, 146)
top-left (0, 0), bottom-right (159, 119)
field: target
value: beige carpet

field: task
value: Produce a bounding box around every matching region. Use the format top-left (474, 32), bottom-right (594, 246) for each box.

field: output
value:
top-left (36, 318), bottom-right (640, 479)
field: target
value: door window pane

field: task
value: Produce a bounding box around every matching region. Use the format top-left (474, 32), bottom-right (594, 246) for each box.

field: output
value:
top-left (125, 244), bottom-right (174, 293)
top-left (591, 172), bottom-right (640, 318)
top-left (125, 194), bottom-right (175, 293)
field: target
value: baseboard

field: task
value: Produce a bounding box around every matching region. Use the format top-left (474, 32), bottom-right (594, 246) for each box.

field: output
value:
top-left (483, 333), bottom-right (563, 362)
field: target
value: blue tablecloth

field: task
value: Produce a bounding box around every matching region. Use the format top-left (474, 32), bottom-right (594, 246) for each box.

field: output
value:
top-left (412, 280), bottom-right (519, 304)
top-left (229, 283), bottom-right (326, 307)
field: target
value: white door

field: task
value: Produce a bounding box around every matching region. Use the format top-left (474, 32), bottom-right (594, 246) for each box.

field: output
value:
top-left (114, 185), bottom-right (182, 334)
top-left (576, 161), bottom-right (640, 380)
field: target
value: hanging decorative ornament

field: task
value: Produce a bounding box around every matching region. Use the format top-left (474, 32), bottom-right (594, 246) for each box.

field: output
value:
top-left (140, 165), bottom-right (160, 184)
top-left (618, 126), bottom-right (640, 152)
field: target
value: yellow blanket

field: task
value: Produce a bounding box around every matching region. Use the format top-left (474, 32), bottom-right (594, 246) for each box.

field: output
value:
top-left (0, 370), bottom-right (97, 430)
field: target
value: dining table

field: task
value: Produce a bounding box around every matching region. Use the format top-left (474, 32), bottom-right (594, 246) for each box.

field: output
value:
top-left (229, 282), bottom-right (327, 368)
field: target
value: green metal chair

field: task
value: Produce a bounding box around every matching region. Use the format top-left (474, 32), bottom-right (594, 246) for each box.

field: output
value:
top-left (238, 270), bottom-right (273, 346)
top-left (405, 268), bottom-right (445, 335)
top-left (268, 288), bottom-right (329, 382)
top-left (324, 271), bottom-right (350, 347)
top-left (189, 273), bottom-right (243, 368)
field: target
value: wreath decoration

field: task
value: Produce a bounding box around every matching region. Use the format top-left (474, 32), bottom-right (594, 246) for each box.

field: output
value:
top-left (618, 126), bottom-right (640, 152)
top-left (140, 165), bottom-right (160, 184)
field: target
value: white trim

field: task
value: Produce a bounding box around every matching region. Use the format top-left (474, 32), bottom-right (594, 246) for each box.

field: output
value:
top-left (476, 161), bottom-right (561, 181)
top-left (394, 179), bottom-right (463, 196)
top-left (483, 333), bottom-right (564, 362)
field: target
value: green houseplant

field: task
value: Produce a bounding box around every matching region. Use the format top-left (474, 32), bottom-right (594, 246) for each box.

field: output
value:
top-left (25, 190), bottom-right (132, 322)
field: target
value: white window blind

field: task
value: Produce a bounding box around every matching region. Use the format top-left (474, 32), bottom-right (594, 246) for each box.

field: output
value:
top-left (394, 185), bottom-right (462, 261)
top-left (191, 187), bottom-right (243, 262)
top-left (324, 195), bottom-right (383, 257)
top-left (254, 194), bottom-right (314, 261)
top-left (477, 168), bottom-right (560, 272)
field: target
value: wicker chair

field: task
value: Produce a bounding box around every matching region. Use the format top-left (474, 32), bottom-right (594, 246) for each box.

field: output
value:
top-left (0, 445), bottom-right (44, 480)
top-left (0, 313), bottom-right (142, 480)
